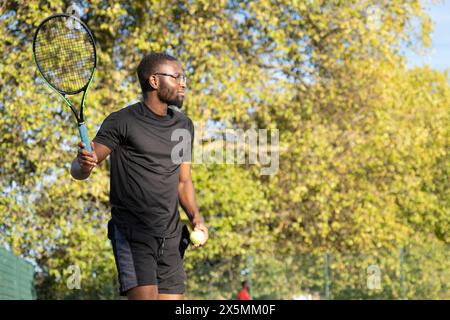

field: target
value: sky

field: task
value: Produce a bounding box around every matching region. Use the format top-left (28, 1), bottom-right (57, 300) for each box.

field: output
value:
top-left (405, 0), bottom-right (450, 71)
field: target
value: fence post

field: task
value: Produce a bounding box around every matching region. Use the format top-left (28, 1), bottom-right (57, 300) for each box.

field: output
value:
top-left (400, 247), bottom-right (407, 300)
top-left (324, 252), bottom-right (330, 300)
top-left (247, 255), bottom-right (253, 298)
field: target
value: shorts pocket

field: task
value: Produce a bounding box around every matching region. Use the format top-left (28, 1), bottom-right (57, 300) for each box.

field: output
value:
top-left (107, 219), bottom-right (114, 240)
top-left (179, 224), bottom-right (190, 259)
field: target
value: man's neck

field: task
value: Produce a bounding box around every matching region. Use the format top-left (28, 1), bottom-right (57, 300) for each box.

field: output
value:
top-left (143, 96), bottom-right (168, 116)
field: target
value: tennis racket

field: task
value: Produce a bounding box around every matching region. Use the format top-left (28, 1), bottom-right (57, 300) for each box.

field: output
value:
top-left (32, 13), bottom-right (97, 152)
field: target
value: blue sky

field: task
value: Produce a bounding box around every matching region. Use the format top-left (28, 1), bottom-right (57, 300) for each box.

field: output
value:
top-left (405, 0), bottom-right (450, 71)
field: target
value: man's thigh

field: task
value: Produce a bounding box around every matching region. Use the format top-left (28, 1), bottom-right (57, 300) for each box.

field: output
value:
top-left (109, 222), bottom-right (159, 296)
top-left (156, 232), bottom-right (187, 295)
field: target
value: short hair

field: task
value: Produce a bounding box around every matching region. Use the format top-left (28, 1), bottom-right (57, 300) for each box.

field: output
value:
top-left (137, 52), bottom-right (177, 95)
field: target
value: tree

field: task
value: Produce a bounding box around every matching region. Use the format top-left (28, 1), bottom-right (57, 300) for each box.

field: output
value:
top-left (1, 0), bottom-right (448, 299)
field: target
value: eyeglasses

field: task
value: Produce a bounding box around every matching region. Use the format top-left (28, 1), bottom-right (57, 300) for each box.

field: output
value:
top-left (153, 72), bottom-right (187, 84)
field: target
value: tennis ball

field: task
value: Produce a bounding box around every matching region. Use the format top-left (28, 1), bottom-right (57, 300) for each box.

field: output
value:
top-left (190, 230), bottom-right (206, 245)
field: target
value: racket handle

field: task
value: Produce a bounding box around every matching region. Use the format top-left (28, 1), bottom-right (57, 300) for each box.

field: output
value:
top-left (78, 122), bottom-right (92, 152)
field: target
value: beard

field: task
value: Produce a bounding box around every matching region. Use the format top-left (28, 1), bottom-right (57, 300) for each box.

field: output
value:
top-left (157, 84), bottom-right (184, 108)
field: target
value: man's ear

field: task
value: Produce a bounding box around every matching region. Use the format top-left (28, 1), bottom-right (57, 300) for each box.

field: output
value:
top-left (149, 75), bottom-right (158, 90)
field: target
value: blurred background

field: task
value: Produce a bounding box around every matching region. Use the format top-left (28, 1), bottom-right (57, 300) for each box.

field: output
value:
top-left (0, 0), bottom-right (448, 300)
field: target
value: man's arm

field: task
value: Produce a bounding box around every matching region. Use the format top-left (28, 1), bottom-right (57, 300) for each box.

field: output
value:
top-left (71, 141), bottom-right (112, 180)
top-left (178, 162), bottom-right (208, 245)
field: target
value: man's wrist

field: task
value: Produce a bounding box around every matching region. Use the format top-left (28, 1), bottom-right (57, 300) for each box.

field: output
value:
top-left (190, 215), bottom-right (204, 228)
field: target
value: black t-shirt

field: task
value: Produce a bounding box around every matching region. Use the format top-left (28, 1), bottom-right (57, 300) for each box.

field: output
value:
top-left (93, 101), bottom-right (194, 239)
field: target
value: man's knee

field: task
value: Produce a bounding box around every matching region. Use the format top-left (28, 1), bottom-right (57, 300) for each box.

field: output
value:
top-left (127, 285), bottom-right (158, 300)
top-left (158, 293), bottom-right (184, 300)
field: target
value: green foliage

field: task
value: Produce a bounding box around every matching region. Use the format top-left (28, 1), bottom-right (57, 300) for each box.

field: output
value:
top-left (184, 164), bottom-right (273, 299)
top-left (1, 0), bottom-right (448, 299)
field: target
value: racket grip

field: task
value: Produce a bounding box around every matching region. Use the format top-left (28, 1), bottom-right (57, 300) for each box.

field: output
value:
top-left (78, 122), bottom-right (92, 152)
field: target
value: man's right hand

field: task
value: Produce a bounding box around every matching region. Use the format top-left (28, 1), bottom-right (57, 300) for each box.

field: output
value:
top-left (77, 141), bottom-right (98, 173)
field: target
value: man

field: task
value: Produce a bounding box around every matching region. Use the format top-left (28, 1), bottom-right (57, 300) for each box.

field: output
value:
top-left (70, 52), bottom-right (208, 300)
top-left (237, 281), bottom-right (251, 300)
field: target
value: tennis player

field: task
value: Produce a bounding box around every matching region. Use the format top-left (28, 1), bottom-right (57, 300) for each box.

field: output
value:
top-left (70, 52), bottom-right (208, 300)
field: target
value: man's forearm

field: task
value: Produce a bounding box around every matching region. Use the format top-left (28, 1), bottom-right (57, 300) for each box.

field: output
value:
top-left (70, 158), bottom-right (92, 180)
top-left (178, 180), bottom-right (203, 226)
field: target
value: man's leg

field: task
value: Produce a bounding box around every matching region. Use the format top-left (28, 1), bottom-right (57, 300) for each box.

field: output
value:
top-left (155, 230), bottom-right (188, 300)
top-left (127, 285), bottom-right (159, 300)
top-left (158, 293), bottom-right (184, 300)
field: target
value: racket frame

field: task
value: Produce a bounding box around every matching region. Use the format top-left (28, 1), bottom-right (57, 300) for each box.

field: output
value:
top-left (32, 13), bottom-right (97, 152)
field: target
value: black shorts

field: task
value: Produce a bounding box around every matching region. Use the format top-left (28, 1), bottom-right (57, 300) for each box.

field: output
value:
top-left (108, 220), bottom-right (190, 296)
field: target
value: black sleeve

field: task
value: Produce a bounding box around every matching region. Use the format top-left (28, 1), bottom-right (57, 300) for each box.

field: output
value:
top-left (93, 111), bottom-right (127, 151)
top-left (182, 118), bottom-right (194, 163)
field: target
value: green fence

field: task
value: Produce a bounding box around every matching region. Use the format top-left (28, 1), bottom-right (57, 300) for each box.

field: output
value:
top-left (185, 245), bottom-right (450, 300)
top-left (0, 248), bottom-right (36, 300)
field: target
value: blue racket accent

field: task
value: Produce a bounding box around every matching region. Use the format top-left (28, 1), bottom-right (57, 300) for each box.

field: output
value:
top-left (78, 122), bottom-right (92, 152)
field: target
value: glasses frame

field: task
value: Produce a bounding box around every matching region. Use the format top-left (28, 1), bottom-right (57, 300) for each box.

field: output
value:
top-left (153, 72), bottom-right (187, 84)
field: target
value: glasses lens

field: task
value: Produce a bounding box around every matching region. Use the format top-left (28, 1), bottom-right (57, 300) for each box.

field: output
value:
top-left (178, 75), bottom-right (187, 84)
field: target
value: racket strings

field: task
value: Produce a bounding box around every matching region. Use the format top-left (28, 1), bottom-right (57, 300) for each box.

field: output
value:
top-left (34, 16), bottom-right (95, 94)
